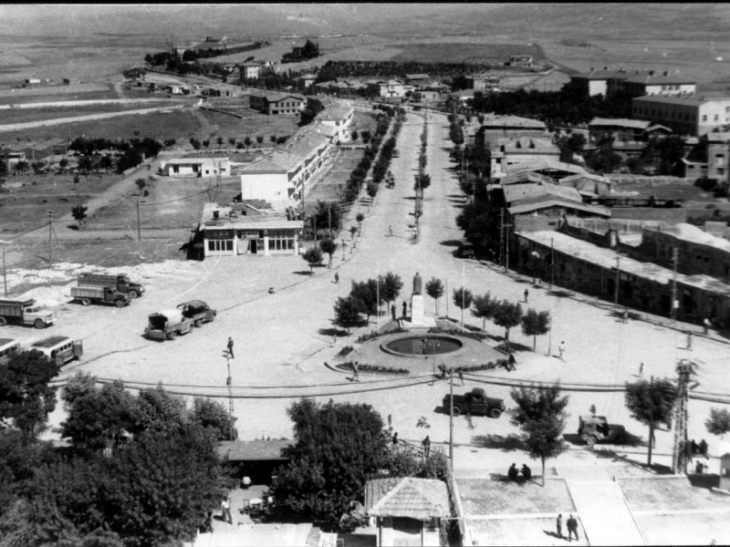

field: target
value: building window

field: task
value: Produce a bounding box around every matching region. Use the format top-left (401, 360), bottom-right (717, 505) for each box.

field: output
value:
top-left (207, 240), bottom-right (233, 252)
top-left (268, 229), bottom-right (295, 251)
top-left (703, 115), bottom-right (708, 122)
top-left (715, 114), bottom-right (720, 121)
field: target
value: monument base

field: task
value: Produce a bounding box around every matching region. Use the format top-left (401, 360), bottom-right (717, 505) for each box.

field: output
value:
top-left (410, 294), bottom-right (426, 326)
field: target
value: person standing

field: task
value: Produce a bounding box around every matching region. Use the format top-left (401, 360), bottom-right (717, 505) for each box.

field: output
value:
top-left (704, 317), bottom-right (711, 334)
top-left (524, 288), bottom-right (529, 303)
top-left (334, 272), bottom-right (339, 284)
top-left (686, 331), bottom-right (693, 351)
top-left (391, 304), bottom-right (396, 321)
top-left (388, 225), bottom-right (393, 237)
top-left (221, 497), bottom-right (232, 524)
top-left (392, 432), bottom-right (399, 447)
top-left (567, 514), bottom-right (579, 541)
top-left (422, 435), bottom-right (431, 459)
top-left (402, 300), bottom-right (408, 319)
top-left (227, 337), bottom-right (234, 359)
top-left (558, 341), bottom-right (566, 361)
top-left (352, 361), bottom-right (360, 382)
top-left (458, 369), bottom-right (464, 385)
top-left (639, 362), bottom-right (644, 377)
top-left (556, 514), bottom-right (563, 539)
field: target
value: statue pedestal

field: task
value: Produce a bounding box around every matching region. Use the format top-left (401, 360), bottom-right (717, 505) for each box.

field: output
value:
top-left (410, 294), bottom-right (426, 326)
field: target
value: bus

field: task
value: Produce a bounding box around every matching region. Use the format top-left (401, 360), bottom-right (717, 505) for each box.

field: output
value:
top-left (0, 338), bottom-right (20, 365)
top-left (31, 336), bottom-right (83, 366)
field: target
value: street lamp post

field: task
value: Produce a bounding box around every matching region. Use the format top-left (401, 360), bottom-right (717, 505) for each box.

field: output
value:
top-left (1, 241), bottom-right (7, 297)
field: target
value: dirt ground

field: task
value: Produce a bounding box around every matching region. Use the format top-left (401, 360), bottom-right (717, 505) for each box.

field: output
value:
top-left (457, 478), bottom-right (575, 516)
top-left (0, 101), bottom-right (173, 125)
top-left (467, 517), bottom-right (588, 547)
top-left (199, 109), bottom-right (302, 143)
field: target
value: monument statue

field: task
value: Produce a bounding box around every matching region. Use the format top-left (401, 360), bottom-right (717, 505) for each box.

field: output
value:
top-left (413, 272), bottom-right (423, 295)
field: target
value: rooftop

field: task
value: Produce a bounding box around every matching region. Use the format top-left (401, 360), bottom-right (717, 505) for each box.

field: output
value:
top-left (503, 157), bottom-right (588, 176)
top-left (572, 69), bottom-right (635, 81)
top-left (217, 440), bottom-right (291, 462)
top-left (365, 477), bottom-right (450, 519)
top-left (518, 230), bottom-right (730, 296)
top-left (651, 223), bottom-right (730, 253)
top-left (589, 118), bottom-right (651, 130)
top-left (509, 199), bottom-right (611, 217)
top-left (495, 136), bottom-right (560, 155)
top-left (480, 115), bottom-right (546, 130)
top-left (503, 182), bottom-right (583, 205)
top-left (31, 336), bottom-right (71, 348)
top-left (624, 74), bottom-right (695, 85)
top-left (200, 202), bottom-right (303, 230)
top-left (633, 94), bottom-right (730, 106)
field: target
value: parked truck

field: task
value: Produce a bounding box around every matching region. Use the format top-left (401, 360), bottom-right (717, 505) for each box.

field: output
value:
top-left (145, 309), bottom-right (193, 341)
top-left (442, 387), bottom-right (505, 418)
top-left (71, 286), bottom-right (131, 308)
top-left (177, 300), bottom-right (217, 327)
top-left (0, 298), bottom-right (55, 328)
top-left (578, 415), bottom-right (627, 446)
top-left (78, 273), bottom-right (145, 299)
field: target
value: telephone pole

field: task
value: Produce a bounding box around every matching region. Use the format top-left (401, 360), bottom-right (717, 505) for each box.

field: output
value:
top-left (614, 255), bottom-right (621, 307)
top-left (1, 241), bottom-right (7, 297)
top-left (671, 247), bottom-right (679, 323)
top-left (449, 368), bottom-right (454, 470)
top-left (672, 359), bottom-right (693, 474)
top-left (47, 210), bottom-right (53, 264)
top-left (137, 198), bottom-right (141, 241)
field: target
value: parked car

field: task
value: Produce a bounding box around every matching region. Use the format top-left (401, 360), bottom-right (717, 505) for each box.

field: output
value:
top-left (578, 415), bottom-right (627, 446)
top-left (442, 387), bottom-right (505, 418)
top-left (145, 309), bottom-right (193, 341)
top-left (177, 300), bottom-right (217, 327)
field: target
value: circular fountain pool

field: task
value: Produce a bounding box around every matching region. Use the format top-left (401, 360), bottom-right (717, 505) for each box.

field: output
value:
top-left (381, 335), bottom-right (463, 358)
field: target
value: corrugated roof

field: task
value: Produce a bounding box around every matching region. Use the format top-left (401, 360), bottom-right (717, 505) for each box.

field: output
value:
top-left (217, 440), bottom-right (291, 462)
top-left (495, 136), bottom-right (559, 154)
top-left (505, 158), bottom-right (588, 175)
top-left (365, 477), bottom-right (450, 519)
top-left (500, 172), bottom-right (555, 185)
top-left (509, 199), bottom-right (610, 217)
top-left (660, 223), bottom-right (730, 252)
top-left (504, 183), bottom-right (582, 205)
top-left (480, 115), bottom-right (546, 129)
top-left (589, 118), bottom-right (650, 130)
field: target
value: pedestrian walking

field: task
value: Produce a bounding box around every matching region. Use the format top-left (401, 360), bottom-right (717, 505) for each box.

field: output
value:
top-left (334, 272), bottom-right (339, 284)
top-left (622, 309), bottom-right (629, 323)
top-left (221, 497), bottom-right (232, 524)
top-left (392, 432), bottom-right (399, 447)
top-left (422, 435), bottom-right (431, 459)
top-left (566, 515), bottom-right (579, 541)
top-left (704, 317), bottom-right (711, 334)
top-left (558, 340), bottom-right (566, 361)
top-left (686, 331), bottom-right (693, 351)
top-left (402, 300), bottom-right (408, 319)
top-left (458, 368), bottom-right (464, 385)
top-left (556, 514), bottom-right (563, 538)
top-left (227, 337), bottom-right (234, 359)
top-left (524, 288), bottom-right (529, 303)
top-left (391, 304), bottom-right (396, 321)
top-left (388, 225), bottom-right (393, 237)
top-left (639, 362), bottom-right (644, 377)
top-left (352, 361), bottom-right (360, 382)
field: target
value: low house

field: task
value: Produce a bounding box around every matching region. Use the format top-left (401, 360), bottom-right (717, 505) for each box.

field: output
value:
top-left (62, 77), bottom-right (81, 85)
top-left (217, 440), bottom-right (291, 484)
top-left (24, 77), bottom-right (41, 85)
top-left (297, 73), bottom-right (317, 91)
top-left (239, 62), bottom-right (263, 80)
top-left (465, 73), bottom-right (501, 91)
top-left (476, 115), bottom-right (547, 140)
top-left (622, 71), bottom-right (696, 98)
top-left (506, 54), bottom-right (532, 67)
top-left (412, 90), bottom-right (440, 103)
top-left (367, 80), bottom-right (409, 98)
top-left (365, 477), bottom-right (450, 547)
top-left (489, 136), bottom-right (561, 179)
top-left (160, 158), bottom-right (230, 177)
top-left (312, 100), bottom-right (354, 142)
top-left (719, 442), bottom-right (730, 492)
top-left (249, 91), bottom-right (304, 115)
top-left (558, 173), bottom-right (612, 199)
top-left (569, 67), bottom-right (634, 97)
top-left (199, 202), bottom-right (303, 257)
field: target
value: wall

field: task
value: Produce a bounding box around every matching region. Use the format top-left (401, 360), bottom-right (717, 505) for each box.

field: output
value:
top-left (240, 174), bottom-right (291, 202)
top-left (611, 208), bottom-right (688, 223)
top-left (514, 215), bottom-right (563, 232)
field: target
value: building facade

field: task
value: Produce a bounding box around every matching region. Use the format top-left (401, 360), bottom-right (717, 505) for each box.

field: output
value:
top-left (160, 158), bottom-right (230, 177)
top-left (632, 95), bottom-right (730, 136)
top-left (249, 91), bottom-right (304, 115)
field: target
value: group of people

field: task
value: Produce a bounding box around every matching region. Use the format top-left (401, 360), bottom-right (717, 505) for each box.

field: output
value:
top-left (556, 513), bottom-right (580, 541)
top-left (507, 463), bottom-right (531, 481)
top-left (391, 301), bottom-right (409, 321)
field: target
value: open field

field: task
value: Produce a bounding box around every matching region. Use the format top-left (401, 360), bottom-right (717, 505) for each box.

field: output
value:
top-left (0, 89), bottom-right (122, 105)
top-left (391, 42), bottom-right (542, 64)
top-left (83, 176), bottom-right (242, 231)
top-left (619, 476), bottom-right (730, 512)
top-left (457, 478), bottom-right (574, 516)
top-left (199, 109), bottom-right (302, 142)
top-left (0, 101), bottom-right (175, 124)
top-left (0, 173), bottom-right (123, 232)
top-left (0, 109), bottom-right (201, 143)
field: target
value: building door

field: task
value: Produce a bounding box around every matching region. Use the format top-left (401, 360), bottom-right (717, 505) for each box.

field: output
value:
top-left (250, 240), bottom-right (257, 254)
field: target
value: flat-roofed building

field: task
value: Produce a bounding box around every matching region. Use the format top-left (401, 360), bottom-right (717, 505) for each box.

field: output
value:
top-left (249, 91), bottom-right (304, 115)
top-left (632, 94), bottom-right (730, 136)
top-left (160, 158), bottom-right (230, 177)
top-left (622, 72), bottom-right (696, 98)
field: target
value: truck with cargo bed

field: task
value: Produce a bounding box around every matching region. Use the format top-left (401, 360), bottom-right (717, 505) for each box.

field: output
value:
top-left (443, 387), bottom-right (505, 418)
top-left (145, 309), bottom-right (193, 341)
top-left (78, 273), bottom-right (145, 299)
top-left (0, 298), bottom-right (55, 328)
top-left (71, 286), bottom-right (131, 307)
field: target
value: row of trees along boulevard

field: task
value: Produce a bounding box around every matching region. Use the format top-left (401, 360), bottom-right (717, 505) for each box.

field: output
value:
top-left (333, 272), bottom-right (404, 332)
top-left (0, 357), bottom-right (237, 546)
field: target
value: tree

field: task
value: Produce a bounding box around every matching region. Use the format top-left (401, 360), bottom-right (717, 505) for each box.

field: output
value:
top-left (624, 378), bottom-right (678, 465)
top-left (492, 300), bottom-right (523, 350)
top-left (471, 292), bottom-right (497, 331)
top-left (270, 135), bottom-right (277, 144)
top-left (0, 350), bottom-right (60, 443)
top-left (706, 407), bottom-right (730, 440)
top-left (71, 205), bottom-right (88, 224)
top-left (78, 155), bottom-right (93, 176)
top-left (14, 161), bottom-right (29, 175)
top-left (244, 136), bottom-right (252, 149)
top-left (350, 279), bottom-right (381, 323)
top-left (0, 159), bottom-right (8, 177)
top-left (510, 384), bottom-right (568, 486)
top-left (58, 158), bottom-right (68, 173)
top-left (379, 272), bottom-right (403, 306)
top-left (228, 137), bottom-right (236, 147)
top-left (216, 136), bottom-right (224, 147)
top-left (134, 177), bottom-right (146, 193)
top-left (333, 296), bottom-right (365, 334)
top-left (521, 309), bottom-right (551, 351)
top-left (452, 287), bottom-right (473, 326)
top-left (271, 398), bottom-right (389, 530)
top-left (189, 137), bottom-right (201, 150)
top-left (351, 130), bottom-right (359, 141)
top-left (302, 247), bottom-right (323, 273)
top-left (31, 161), bottom-right (45, 175)
top-left (256, 135), bottom-right (264, 146)
top-left (355, 213), bottom-right (364, 233)
top-left (192, 397), bottom-right (237, 441)
top-left (425, 277), bottom-right (444, 315)
top-left (366, 182), bottom-right (378, 200)
top-left (319, 238), bottom-right (337, 268)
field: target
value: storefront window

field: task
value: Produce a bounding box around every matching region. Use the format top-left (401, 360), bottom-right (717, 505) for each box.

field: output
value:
top-left (268, 229), bottom-right (295, 251)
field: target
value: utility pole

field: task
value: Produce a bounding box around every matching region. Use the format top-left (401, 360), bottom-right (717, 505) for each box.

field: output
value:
top-left (328, 206), bottom-right (332, 239)
top-left (224, 349), bottom-right (235, 439)
top-left (550, 237), bottom-right (555, 289)
top-left (499, 209), bottom-right (504, 267)
top-left (137, 198), bottom-right (141, 241)
top-left (671, 247), bottom-right (679, 323)
top-left (47, 210), bottom-right (53, 264)
top-left (449, 368), bottom-right (454, 470)
top-left (672, 360), bottom-right (693, 474)
top-left (1, 241), bottom-right (7, 297)
top-left (614, 255), bottom-right (621, 307)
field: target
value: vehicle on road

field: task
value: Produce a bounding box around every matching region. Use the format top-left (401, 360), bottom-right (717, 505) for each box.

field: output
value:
top-left (0, 298), bottom-right (55, 328)
top-left (71, 286), bottom-right (131, 307)
top-left (177, 300), bottom-right (217, 327)
top-left (145, 308), bottom-right (193, 341)
top-left (392, 149), bottom-right (400, 158)
top-left (443, 387), bottom-right (505, 418)
top-left (456, 241), bottom-right (475, 259)
top-left (0, 338), bottom-right (20, 365)
top-left (78, 273), bottom-right (145, 299)
top-left (578, 415), bottom-right (627, 446)
top-left (31, 336), bottom-right (83, 367)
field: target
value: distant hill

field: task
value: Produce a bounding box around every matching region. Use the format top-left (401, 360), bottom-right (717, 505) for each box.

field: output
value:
top-left (0, 4), bottom-right (727, 43)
